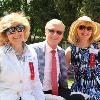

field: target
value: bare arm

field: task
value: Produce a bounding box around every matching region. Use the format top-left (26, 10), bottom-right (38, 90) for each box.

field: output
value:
top-left (65, 46), bottom-right (71, 72)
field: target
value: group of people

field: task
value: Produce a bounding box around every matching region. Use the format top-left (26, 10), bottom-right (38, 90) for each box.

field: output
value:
top-left (0, 12), bottom-right (100, 100)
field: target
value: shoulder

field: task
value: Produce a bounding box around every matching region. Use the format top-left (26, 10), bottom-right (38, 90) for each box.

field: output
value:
top-left (0, 45), bottom-right (8, 55)
top-left (57, 46), bottom-right (65, 56)
top-left (57, 46), bottom-right (65, 52)
top-left (65, 46), bottom-right (71, 61)
top-left (90, 41), bottom-right (98, 49)
top-left (0, 45), bottom-right (9, 62)
top-left (0, 46), bottom-right (4, 53)
top-left (65, 46), bottom-right (71, 55)
top-left (29, 41), bottom-right (45, 49)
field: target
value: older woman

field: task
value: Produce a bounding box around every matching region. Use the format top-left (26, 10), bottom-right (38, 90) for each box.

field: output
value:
top-left (0, 12), bottom-right (45, 100)
top-left (65, 16), bottom-right (100, 100)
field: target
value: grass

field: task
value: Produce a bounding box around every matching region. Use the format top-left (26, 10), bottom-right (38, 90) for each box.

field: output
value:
top-left (67, 71), bottom-right (74, 88)
top-left (68, 79), bottom-right (74, 89)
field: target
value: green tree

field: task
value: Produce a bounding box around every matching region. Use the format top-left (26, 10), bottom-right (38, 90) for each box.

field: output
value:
top-left (81, 0), bottom-right (100, 22)
top-left (28, 0), bottom-right (61, 43)
top-left (0, 0), bottom-right (100, 44)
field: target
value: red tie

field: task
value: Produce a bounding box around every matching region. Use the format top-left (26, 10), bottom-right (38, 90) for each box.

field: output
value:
top-left (51, 50), bottom-right (58, 95)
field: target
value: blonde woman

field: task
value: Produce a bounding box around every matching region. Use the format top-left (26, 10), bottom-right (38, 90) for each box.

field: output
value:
top-left (65, 16), bottom-right (100, 100)
top-left (0, 12), bottom-right (45, 100)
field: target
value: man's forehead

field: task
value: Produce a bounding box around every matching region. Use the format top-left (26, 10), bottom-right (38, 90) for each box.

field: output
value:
top-left (45, 19), bottom-right (65, 30)
top-left (47, 23), bottom-right (62, 27)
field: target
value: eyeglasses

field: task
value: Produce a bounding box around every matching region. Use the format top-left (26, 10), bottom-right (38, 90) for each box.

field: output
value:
top-left (4, 24), bottom-right (25, 35)
top-left (78, 25), bottom-right (93, 31)
top-left (47, 29), bottom-right (63, 35)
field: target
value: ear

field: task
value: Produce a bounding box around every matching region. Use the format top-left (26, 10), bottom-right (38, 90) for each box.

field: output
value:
top-left (45, 29), bottom-right (49, 36)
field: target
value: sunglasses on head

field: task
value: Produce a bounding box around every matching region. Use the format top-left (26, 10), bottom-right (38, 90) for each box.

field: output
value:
top-left (47, 29), bottom-right (63, 35)
top-left (4, 24), bottom-right (25, 35)
top-left (78, 25), bottom-right (93, 31)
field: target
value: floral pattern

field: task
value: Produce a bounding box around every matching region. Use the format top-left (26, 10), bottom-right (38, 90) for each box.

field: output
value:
top-left (71, 42), bottom-right (100, 100)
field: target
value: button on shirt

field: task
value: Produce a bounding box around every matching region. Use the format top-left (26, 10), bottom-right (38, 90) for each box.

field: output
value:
top-left (43, 42), bottom-right (60, 91)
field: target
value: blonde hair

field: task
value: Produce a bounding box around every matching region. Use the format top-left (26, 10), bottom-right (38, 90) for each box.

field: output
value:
top-left (0, 12), bottom-right (30, 44)
top-left (67, 16), bottom-right (100, 45)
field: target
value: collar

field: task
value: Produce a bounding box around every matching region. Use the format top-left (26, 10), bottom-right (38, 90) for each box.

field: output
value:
top-left (45, 41), bottom-right (57, 53)
top-left (4, 42), bottom-right (27, 54)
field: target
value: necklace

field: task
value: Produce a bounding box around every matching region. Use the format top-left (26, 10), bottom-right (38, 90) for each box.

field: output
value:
top-left (15, 46), bottom-right (24, 60)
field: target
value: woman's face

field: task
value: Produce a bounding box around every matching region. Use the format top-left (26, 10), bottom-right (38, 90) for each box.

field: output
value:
top-left (5, 24), bottom-right (25, 46)
top-left (76, 22), bottom-right (93, 41)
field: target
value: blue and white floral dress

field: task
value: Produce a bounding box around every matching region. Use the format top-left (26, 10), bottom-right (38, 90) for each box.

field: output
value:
top-left (71, 43), bottom-right (100, 100)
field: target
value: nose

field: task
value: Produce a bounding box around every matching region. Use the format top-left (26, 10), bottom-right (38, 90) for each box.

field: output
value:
top-left (14, 31), bottom-right (22, 36)
top-left (14, 30), bottom-right (19, 34)
top-left (53, 30), bottom-right (61, 35)
top-left (83, 28), bottom-right (89, 32)
top-left (53, 32), bottom-right (58, 36)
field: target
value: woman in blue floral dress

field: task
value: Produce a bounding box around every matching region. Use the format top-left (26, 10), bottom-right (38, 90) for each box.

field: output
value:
top-left (65, 16), bottom-right (100, 100)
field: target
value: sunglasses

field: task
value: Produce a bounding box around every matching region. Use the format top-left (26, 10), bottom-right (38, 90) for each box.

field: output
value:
top-left (78, 25), bottom-right (93, 31)
top-left (47, 29), bottom-right (63, 35)
top-left (4, 24), bottom-right (25, 35)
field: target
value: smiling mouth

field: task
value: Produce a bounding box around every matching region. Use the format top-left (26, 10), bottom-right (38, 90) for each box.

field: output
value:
top-left (13, 37), bottom-right (20, 39)
top-left (52, 37), bottom-right (58, 40)
top-left (81, 33), bottom-right (90, 36)
top-left (13, 36), bottom-right (22, 39)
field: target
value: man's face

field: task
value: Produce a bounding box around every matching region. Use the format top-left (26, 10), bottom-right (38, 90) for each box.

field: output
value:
top-left (45, 24), bottom-right (64, 48)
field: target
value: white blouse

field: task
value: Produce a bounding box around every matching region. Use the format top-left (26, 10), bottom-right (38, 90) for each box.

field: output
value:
top-left (0, 44), bottom-right (45, 100)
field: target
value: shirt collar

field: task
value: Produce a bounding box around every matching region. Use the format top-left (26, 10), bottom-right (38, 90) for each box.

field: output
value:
top-left (45, 41), bottom-right (57, 53)
top-left (4, 42), bottom-right (27, 54)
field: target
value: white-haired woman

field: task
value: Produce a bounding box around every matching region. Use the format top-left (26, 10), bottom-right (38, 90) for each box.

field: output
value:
top-left (0, 12), bottom-right (45, 100)
top-left (65, 16), bottom-right (100, 100)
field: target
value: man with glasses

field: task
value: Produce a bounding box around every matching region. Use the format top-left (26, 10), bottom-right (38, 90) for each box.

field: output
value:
top-left (30, 19), bottom-right (71, 100)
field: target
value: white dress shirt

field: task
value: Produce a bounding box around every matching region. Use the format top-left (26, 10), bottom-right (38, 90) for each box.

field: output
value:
top-left (0, 44), bottom-right (45, 100)
top-left (43, 42), bottom-right (60, 91)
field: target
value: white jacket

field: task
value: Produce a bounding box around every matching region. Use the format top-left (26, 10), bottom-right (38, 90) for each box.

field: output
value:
top-left (0, 44), bottom-right (45, 100)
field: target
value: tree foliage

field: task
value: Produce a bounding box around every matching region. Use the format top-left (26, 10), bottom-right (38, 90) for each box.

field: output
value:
top-left (0, 0), bottom-right (100, 44)
top-left (82, 0), bottom-right (100, 22)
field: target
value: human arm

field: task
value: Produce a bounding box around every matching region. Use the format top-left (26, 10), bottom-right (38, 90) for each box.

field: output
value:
top-left (65, 46), bottom-right (71, 74)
